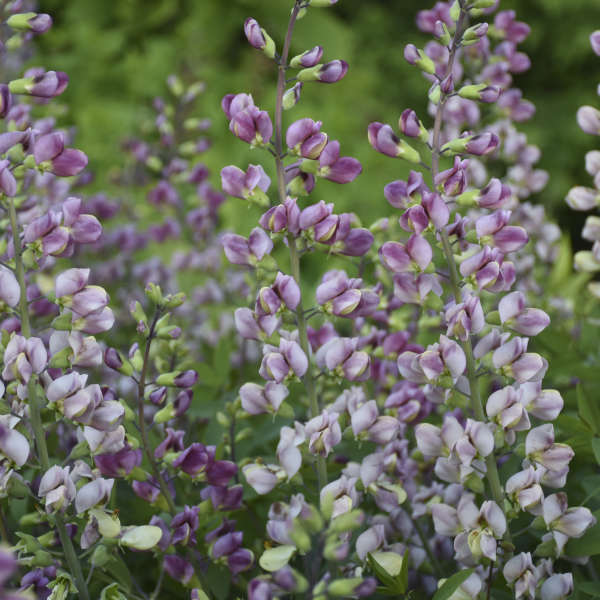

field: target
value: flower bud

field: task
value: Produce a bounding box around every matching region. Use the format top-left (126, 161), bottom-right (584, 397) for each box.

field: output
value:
top-left (399, 108), bottom-right (429, 142)
top-left (244, 18), bottom-right (276, 59)
top-left (565, 186), bottom-right (599, 211)
top-left (298, 60), bottom-right (348, 83)
top-left (290, 46), bottom-right (323, 68)
top-left (7, 12), bottom-right (52, 34)
top-left (368, 122), bottom-right (421, 162)
top-left (9, 69), bottom-right (68, 98)
top-left (404, 44), bottom-right (436, 74)
top-left (458, 83), bottom-right (500, 103)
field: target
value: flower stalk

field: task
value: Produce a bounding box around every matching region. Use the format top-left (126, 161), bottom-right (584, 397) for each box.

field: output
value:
top-left (7, 195), bottom-right (90, 600)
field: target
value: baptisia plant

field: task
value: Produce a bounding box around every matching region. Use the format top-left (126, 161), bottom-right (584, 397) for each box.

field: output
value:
top-left (367, 0), bottom-right (595, 598)
top-left (0, 8), bottom-right (238, 599)
top-left (220, 1), bottom-right (418, 597)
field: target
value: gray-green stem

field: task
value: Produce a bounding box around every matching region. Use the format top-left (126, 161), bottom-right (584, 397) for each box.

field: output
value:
top-left (274, 1), bottom-right (327, 491)
top-left (429, 6), bottom-right (508, 528)
top-left (137, 309), bottom-right (177, 514)
top-left (8, 197), bottom-right (90, 600)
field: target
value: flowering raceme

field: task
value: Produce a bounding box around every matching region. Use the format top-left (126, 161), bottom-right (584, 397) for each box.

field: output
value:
top-left (0, 1), bottom-right (597, 598)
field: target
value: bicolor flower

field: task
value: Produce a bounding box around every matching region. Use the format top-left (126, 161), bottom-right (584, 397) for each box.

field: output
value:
top-left (498, 291), bottom-right (550, 336)
top-left (221, 164), bottom-right (271, 205)
top-left (38, 465), bottom-right (76, 512)
top-left (259, 338), bottom-right (308, 383)
top-left (222, 228), bottom-right (273, 266)
top-left (542, 493), bottom-right (595, 554)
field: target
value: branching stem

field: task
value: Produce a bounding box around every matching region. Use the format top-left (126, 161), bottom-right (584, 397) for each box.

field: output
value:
top-left (273, 1), bottom-right (327, 491)
top-left (8, 196), bottom-right (90, 600)
top-left (429, 6), bottom-right (509, 535)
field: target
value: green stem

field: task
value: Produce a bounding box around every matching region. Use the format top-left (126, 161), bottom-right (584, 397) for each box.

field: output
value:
top-left (137, 310), bottom-right (177, 514)
top-left (136, 312), bottom-right (213, 595)
top-left (8, 197), bottom-right (90, 600)
top-left (273, 1), bottom-right (327, 491)
top-left (407, 505), bottom-right (442, 578)
top-left (0, 505), bottom-right (10, 543)
top-left (429, 7), bottom-right (508, 534)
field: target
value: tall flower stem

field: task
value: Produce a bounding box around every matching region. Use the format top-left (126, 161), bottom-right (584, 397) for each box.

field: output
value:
top-left (429, 6), bottom-right (507, 524)
top-left (7, 196), bottom-right (90, 600)
top-left (137, 309), bottom-right (177, 514)
top-left (273, 1), bottom-right (327, 490)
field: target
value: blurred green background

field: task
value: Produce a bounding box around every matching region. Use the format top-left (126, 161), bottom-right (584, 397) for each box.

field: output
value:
top-left (35, 0), bottom-right (600, 239)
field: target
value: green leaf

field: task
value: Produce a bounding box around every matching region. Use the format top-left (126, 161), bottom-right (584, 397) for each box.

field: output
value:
top-left (556, 414), bottom-right (591, 436)
top-left (592, 438), bottom-right (600, 465)
top-left (102, 556), bottom-right (131, 592)
top-left (578, 581), bottom-right (600, 597)
top-left (432, 569), bottom-right (475, 600)
top-left (259, 545), bottom-right (296, 572)
top-left (100, 583), bottom-right (128, 600)
top-left (196, 363), bottom-right (222, 388)
top-left (577, 384), bottom-right (600, 435)
top-left (549, 235), bottom-right (573, 288)
top-left (214, 338), bottom-right (232, 383)
top-left (367, 551), bottom-right (407, 594)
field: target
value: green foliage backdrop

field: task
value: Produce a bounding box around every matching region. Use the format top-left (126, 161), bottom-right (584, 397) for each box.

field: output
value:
top-left (35, 0), bottom-right (600, 237)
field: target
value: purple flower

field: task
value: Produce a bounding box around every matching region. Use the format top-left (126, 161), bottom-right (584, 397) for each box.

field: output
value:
top-left (494, 10), bottom-right (531, 44)
top-left (435, 156), bottom-right (469, 196)
top-left (148, 180), bottom-right (179, 206)
top-left (172, 443), bottom-right (211, 477)
top-left (380, 235), bottom-right (432, 273)
top-left (2, 335), bottom-right (47, 383)
top-left (94, 446), bottom-right (142, 477)
top-left (229, 104), bottom-right (273, 146)
top-left (0, 84), bottom-right (10, 118)
top-left (0, 160), bottom-right (17, 196)
top-left (318, 140), bottom-right (362, 183)
top-left (164, 555), bottom-right (194, 584)
top-left (244, 18), bottom-right (268, 52)
top-left (222, 228), bottom-right (273, 266)
top-left (33, 132), bottom-right (87, 176)
top-left (368, 122), bottom-right (420, 162)
top-left (171, 505), bottom-right (200, 546)
top-left (221, 164), bottom-right (270, 203)
top-left (259, 338), bottom-right (308, 383)
top-left (399, 108), bottom-right (427, 140)
top-left (286, 118), bottom-right (328, 159)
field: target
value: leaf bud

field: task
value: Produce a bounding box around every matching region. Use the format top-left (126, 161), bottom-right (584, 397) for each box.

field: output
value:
top-left (145, 282), bottom-right (163, 306)
top-left (282, 82), bottom-right (303, 110)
